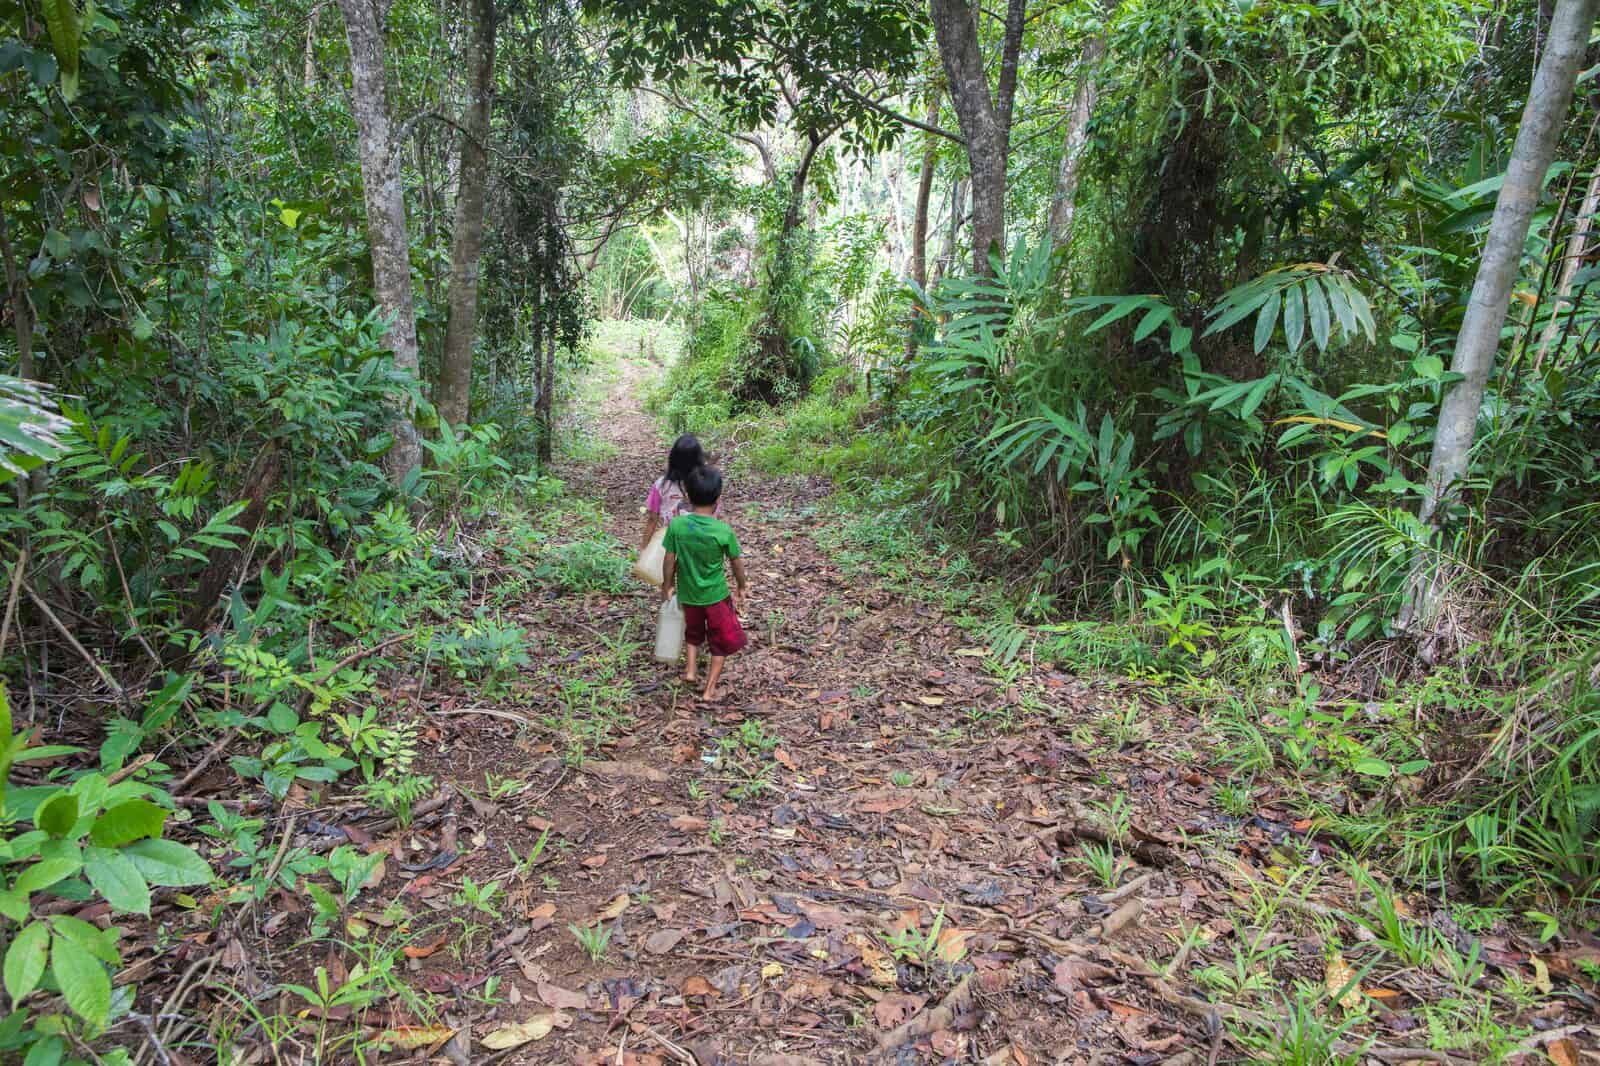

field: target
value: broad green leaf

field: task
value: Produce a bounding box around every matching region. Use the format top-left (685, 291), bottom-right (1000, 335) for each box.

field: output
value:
top-left (1239, 375), bottom-right (1277, 420)
top-left (83, 848), bottom-right (151, 915)
top-left (1306, 277), bottom-right (1331, 350)
top-left (1132, 305), bottom-right (1168, 343)
top-left (21, 1033), bottom-right (63, 1066)
top-left (34, 792), bottom-right (78, 838)
top-left (4, 921), bottom-right (49, 1003)
top-left (1282, 282), bottom-right (1305, 353)
top-left (1326, 277), bottom-right (1356, 337)
top-left (88, 799), bottom-right (166, 848)
top-left (1252, 290), bottom-right (1280, 353)
top-left (13, 856), bottom-right (82, 894)
top-left (1352, 758), bottom-right (1392, 778)
top-left (122, 838), bottom-right (211, 887)
top-left (49, 933), bottom-right (110, 1027)
top-left (41, 0), bottom-right (83, 100)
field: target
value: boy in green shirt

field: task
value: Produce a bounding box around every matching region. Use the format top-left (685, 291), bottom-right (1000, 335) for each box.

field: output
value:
top-left (662, 466), bottom-right (748, 700)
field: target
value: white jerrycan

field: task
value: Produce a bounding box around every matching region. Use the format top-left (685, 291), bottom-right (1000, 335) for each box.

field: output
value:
top-left (654, 594), bottom-right (685, 662)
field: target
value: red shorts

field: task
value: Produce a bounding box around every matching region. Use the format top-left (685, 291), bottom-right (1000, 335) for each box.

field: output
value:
top-left (683, 598), bottom-right (746, 656)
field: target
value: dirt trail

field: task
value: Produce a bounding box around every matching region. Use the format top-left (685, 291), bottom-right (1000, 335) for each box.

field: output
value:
top-left (408, 356), bottom-right (1254, 1064)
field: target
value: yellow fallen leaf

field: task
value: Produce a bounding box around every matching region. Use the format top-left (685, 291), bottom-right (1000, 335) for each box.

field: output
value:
top-left (918, 696), bottom-right (946, 707)
top-left (1530, 955), bottom-right (1552, 995)
top-left (481, 1011), bottom-right (570, 1050)
top-left (954, 648), bottom-right (988, 657)
top-left (760, 962), bottom-right (784, 980)
top-left (590, 893), bottom-right (629, 923)
top-left (1324, 952), bottom-right (1362, 1012)
top-left (375, 1025), bottom-right (455, 1051)
top-left (1548, 1036), bottom-right (1579, 1066)
top-left (848, 932), bottom-right (897, 987)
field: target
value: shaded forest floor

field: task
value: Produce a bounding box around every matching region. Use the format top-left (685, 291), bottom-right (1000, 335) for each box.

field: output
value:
top-left (166, 335), bottom-right (1599, 1066)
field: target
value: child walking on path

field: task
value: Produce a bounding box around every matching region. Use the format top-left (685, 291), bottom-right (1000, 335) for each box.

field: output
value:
top-left (662, 466), bottom-right (748, 701)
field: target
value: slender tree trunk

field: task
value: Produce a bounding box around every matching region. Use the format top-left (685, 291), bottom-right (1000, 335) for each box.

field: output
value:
top-left (336, 0), bottom-right (423, 484)
top-left (1406, 0), bottom-right (1598, 627)
top-left (1047, 27), bottom-right (1107, 253)
top-left (1534, 161), bottom-right (1600, 367)
top-left (931, 177), bottom-right (967, 287)
top-left (437, 0), bottom-right (496, 427)
top-left (929, 0), bottom-right (1026, 274)
top-left (908, 94), bottom-right (939, 288)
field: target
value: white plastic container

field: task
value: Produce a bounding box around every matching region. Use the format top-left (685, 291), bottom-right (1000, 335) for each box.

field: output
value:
top-left (654, 594), bottom-right (684, 662)
top-left (634, 528), bottom-right (666, 587)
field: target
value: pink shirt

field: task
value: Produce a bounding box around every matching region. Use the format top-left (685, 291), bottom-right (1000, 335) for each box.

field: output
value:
top-left (647, 476), bottom-right (723, 520)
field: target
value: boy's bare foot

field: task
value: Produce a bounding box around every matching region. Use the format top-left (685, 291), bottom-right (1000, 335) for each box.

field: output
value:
top-left (701, 685), bottom-right (720, 701)
top-left (682, 670), bottom-right (698, 684)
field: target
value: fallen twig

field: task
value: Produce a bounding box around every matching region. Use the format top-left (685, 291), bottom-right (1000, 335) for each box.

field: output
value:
top-left (871, 974), bottom-right (972, 1058)
top-left (24, 581), bottom-right (135, 712)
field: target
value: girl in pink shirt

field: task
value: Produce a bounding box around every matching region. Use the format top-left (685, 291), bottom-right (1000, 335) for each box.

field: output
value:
top-left (640, 433), bottom-right (722, 550)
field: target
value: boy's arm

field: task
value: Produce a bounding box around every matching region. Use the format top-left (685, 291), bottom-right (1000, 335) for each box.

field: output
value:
top-left (661, 552), bottom-right (676, 601)
top-left (729, 557), bottom-right (748, 610)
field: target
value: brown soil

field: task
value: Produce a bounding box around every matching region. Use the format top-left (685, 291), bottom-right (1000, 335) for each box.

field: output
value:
top-left (159, 356), bottom-right (1598, 1066)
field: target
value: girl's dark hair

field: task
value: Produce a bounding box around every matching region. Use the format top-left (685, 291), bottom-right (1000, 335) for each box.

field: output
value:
top-left (665, 434), bottom-right (704, 485)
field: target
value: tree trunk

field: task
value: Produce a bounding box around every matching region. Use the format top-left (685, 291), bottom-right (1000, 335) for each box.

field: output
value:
top-left (931, 177), bottom-right (967, 287)
top-left (929, 0), bottom-right (1027, 274)
top-left (336, 0), bottom-right (423, 484)
top-left (1406, 0), bottom-right (1598, 627)
top-left (907, 94), bottom-right (939, 288)
top-left (1047, 27), bottom-right (1107, 254)
top-left (437, 0), bottom-right (496, 428)
top-left (1534, 161), bottom-right (1600, 367)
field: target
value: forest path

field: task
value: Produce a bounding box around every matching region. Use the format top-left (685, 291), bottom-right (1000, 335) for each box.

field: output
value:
top-left (415, 339), bottom-right (1234, 1064)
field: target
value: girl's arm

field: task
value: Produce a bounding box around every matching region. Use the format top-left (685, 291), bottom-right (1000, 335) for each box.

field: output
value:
top-left (639, 510), bottom-right (659, 551)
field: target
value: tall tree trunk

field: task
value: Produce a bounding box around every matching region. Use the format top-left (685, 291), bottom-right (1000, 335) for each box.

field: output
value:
top-left (336, 0), bottom-right (423, 484)
top-left (1047, 26), bottom-right (1107, 254)
top-left (1534, 161), bottom-right (1600, 367)
top-left (1406, 0), bottom-right (1598, 627)
top-left (907, 94), bottom-right (939, 288)
top-left (931, 177), bottom-right (967, 287)
top-left (929, 0), bottom-right (1025, 274)
top-left (437, 0), bottom-right (496, 427)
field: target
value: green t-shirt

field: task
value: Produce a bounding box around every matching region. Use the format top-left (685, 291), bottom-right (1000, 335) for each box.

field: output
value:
top-left (663, 513), bottom-right (741, 606)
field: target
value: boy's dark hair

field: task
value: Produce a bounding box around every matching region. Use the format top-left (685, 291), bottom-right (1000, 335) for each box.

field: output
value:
top-left (685, 465), bottom-right (723, 507)
top-left (665, 434), bottom-right (704, 485)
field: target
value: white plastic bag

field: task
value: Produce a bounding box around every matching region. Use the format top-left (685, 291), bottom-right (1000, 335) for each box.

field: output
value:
top-left (634, 527), bottom-right (666, 586)
top-left (654, 594), bottom-right (684, 662)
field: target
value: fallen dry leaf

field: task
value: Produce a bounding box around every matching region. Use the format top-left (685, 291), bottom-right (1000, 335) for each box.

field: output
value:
top-left (774, 748), bottom-right (798, 771)
top-left (403, 934), bottom-right (447, 959)
top-left (528, 900), bottom-right (557, 929)
top-left (583, 760), bottom-right (669, 783)
top-left (848, 932), bottom-right (898, 987)
top-left (933, 926), bottom-right (969, 963)
top-left (536, 981), bottom-right (588, 1011)
top-left (857, 792), bottom-right (913, 814)
top-left (592, 893), bottom-right (629, 922)
top-left (581, 852), bottom-right (609, 868)
top-left (873, 992), bottom-right (927, 1029)
top-left (481, 1011), bottom-right (570, 1050)
top-left (1324, 952), bottom-right (1361, 1012)
top-left (644, 928), bottom-right (688, 954)
top-left (374, 1025), bottom-right (454, 1051)
top-left (669, 814), bottom-right (708, 832)
top-left (681, 975), bottom-right (718, 998)
top-left (1548, 1037), bottom-right (1579, 1066)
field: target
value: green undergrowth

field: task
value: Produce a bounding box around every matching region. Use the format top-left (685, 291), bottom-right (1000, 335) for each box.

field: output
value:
top-left (681, 358), bottom-right (1600, 925)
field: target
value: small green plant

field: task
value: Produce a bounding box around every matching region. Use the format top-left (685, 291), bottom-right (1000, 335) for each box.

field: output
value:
top-left (1234, 983), bottom-right (1365, 1066)
top-left (453, 875), bottom-right (503, 917)
top-left (1214, 780), bottom-right (1256, 817)
top-left (890, 770), bottom-right (914, 788)
top-left (569, 921), bottom-right (614, 962)
top-left (1347, 864), bottom-right (1437, 968)
top-left (883, 906), bottom-right (956, 966)
top-left (1077, 840), bottom-right (1131, 888)
top-left (506, 828), bottom-right (551, 879)
top-left (359, 773), bottom-right (434, 828)
top-left (1090, 792), bottom-right (1133, 842)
